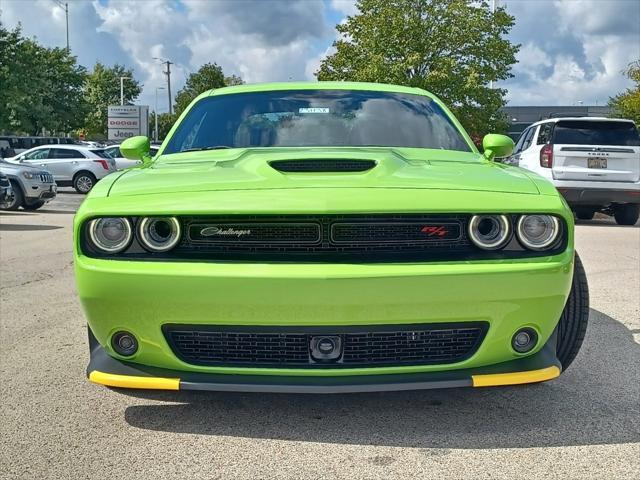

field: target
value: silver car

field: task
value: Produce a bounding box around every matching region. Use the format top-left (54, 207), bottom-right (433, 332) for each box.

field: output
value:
top-left (103, 144), bottom-right (159, 170)
top-left (0, 159), bottom-right (57, 210)
top-left (6, 145), bottom-right (116, 193)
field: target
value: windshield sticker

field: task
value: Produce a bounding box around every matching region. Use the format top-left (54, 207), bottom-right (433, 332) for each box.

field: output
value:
top-left (299, 107), bottom-right (330, 114)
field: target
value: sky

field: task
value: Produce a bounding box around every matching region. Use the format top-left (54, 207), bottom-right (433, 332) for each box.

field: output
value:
top-left (1, 0), bottom-right (639, 113)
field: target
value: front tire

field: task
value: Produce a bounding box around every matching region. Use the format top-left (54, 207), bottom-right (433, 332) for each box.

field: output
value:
top-left (73, 172), bottom-right (96, 194)
top-left (613, 204), bottom-right (639, 226)
top-left (556, 253), bottom-right (589, 371)
top-left (23, 200), bottom-right (46, 210)
top-left (1, 180), bottom-right (24, 210)
top-left (575, 208), bottom-right (595, 220)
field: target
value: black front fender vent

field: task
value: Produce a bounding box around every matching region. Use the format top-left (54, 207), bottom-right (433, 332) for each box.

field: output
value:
top-left (269, 159), bottom-right (376, 173)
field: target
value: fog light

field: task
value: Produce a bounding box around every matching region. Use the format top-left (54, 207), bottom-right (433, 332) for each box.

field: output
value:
top-left (512, 328), bottom-right (538, 353)
top-left (111, 331), bottom-right (138, 356)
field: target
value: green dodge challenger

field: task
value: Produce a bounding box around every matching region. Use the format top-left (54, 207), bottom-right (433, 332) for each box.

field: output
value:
top-left (75, 82), bottom-right (589, 393)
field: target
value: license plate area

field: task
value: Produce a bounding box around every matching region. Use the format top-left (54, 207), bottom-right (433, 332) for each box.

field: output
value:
top-left (588, 157), bottom-right (607, 169)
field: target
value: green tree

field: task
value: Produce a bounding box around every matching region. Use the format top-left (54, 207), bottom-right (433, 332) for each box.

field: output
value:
top-left (174, 63), bottom-right (243, 115)
top-left (316, 0), bottom-right (519, 138)
top-left (149, 112), bottom-right (178, 142)
top-left (84, 62), bottom-right (142, 136)
top-left (609, 61), bottom-right (640, 124)
top-left (0, 25), bottom-right (86, 135)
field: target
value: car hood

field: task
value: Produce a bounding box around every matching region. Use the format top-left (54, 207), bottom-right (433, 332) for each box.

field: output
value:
top-left (107, 147), bottom-right (540, 197)
top-left (0, 159), bottom-right (49, 175)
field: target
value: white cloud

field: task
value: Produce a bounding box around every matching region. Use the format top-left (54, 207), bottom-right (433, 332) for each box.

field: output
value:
top-left (330, 0), bottom-right (358, 17)
top-left (502, 0), bottom-right (640, 105)
top-left (1, 0), bottom-right (638, 110)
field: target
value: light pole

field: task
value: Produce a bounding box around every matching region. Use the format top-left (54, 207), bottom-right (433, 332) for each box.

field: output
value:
top-left (489, 0), bottom-right (499, 90)
top-left (52, 1), bottom-right (69, 51)
top-left (154, 86), bottom-right (165, 142)
top-left (119, 76), bottom-right (131, 105)
top-left (153, 57), bottom-right (174, 115)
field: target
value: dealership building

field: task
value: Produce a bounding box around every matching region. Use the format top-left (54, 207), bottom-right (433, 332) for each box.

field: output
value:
top-left (502, 105), bottom-right (612, 140)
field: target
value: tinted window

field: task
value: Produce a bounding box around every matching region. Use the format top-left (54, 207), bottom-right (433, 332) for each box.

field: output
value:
top-left (537, 123), bottom-right (553, 144)
top-left (104, 147), bottom-right (121, 158)
top-left (23, 148), bottom-right (50, 160)
top-left (164, 90), bottom-right (471, 154)
top-left (513, 128), bottom-right (530, 154)
top-left (521, 127), bottom-right (536, 151)
top-left (50, 148), bottom-right (84, 159)
top-left (552, 121), bottom-right (640, 146)
top-left (91, 149), bottom-right (111, 159)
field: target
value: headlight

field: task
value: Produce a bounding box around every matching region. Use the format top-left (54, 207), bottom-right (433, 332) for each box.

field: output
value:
top-left (21, 171), bottom-right (34, 179)
top-left (517, 215), bottom-right (560, 250)
top-left (468, 215), bottom-right (511, 250)
top-left (137, 217), bottom-right (181, 252)
top-left (88, 217), bottom-right (132, 253)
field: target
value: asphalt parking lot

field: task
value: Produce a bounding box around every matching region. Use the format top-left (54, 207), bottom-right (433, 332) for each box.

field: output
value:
top-left (1, 191), bottom-right (639, 479)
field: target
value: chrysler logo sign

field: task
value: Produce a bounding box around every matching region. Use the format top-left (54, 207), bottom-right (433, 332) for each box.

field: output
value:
top-left (200, 226), bottom-right (252, 237)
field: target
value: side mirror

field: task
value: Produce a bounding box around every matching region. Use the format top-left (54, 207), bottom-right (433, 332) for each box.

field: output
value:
top-left (120, 136), bottom-right (152, 166)
top-left (482, 134), bottom-right (515, 161)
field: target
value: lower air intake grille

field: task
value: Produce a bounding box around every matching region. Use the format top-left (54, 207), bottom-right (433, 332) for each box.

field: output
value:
top-left (163, 323), bottom-right (488, 368)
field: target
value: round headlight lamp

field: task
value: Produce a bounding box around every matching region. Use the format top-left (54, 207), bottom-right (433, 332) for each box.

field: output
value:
top-left (88, 217), bottom-right (132, 253)
top-left (138, 217), bottom-right (181, 252)
top-left (517, 215), bottom-right (560, 250)
top-left (468, 215), bottom-right (511, 250)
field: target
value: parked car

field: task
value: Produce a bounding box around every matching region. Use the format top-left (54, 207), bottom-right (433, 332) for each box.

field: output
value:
top-left (0, 139), bottom-right (16, 159)
top-left (0, 172), bottom-right (13, 208)
top-left (0, 136), bottom-right (77, 155)
top-left (5, 145), bottom-right (116, 193)
top-left (77, 82), bottom-right (588, 394)
top-left (509, 117), bottom-right (640, 225)
top-left (0, 159), bottom-right (57, 210)
top-left (103, 144), bottom-right (159, 170)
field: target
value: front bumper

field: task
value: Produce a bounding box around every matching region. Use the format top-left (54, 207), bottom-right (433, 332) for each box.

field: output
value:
top-left (87, 327), bottom-right (562, 393)
top-left (23, 181), bottom-right (57, 203)
top-left (77, 251), bottom-right (574, 382)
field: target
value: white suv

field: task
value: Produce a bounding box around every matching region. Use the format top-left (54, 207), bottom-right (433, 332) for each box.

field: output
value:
top-left (6, 145), bottom-right (116, 193)
top-left (510, 117), bottom-right (640, 225)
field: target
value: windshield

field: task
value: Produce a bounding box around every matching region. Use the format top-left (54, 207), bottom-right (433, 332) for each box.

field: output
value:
top-left (163, 90), bottom-right (472, 154)
top-left (552, 120), bottom-right (640, 146)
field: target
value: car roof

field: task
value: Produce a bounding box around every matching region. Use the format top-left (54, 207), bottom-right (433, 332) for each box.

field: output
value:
top-left (203, 81), bottom-right (436, 100)
top-left (529, 117), bottom-right (636, 128)
top-left (32, 144), bottom-right (94, 150)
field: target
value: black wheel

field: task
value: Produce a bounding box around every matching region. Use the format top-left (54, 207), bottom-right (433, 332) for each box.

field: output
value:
top-left (613, 204), bottom-right (640, 226)
top-left (23, 200), bottom-right (46, 210)
top-left (73, 172), bottom-right (96, 194)
top-left (1, 180), bottom-right (24, 210)
top-left (556, 252), bottom-right (589, 371)
top-left (575, 208), bottom-right (595, 220)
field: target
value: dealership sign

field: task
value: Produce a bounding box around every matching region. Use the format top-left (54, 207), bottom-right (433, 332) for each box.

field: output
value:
top-left (107, 105), bottom-right (149, 141)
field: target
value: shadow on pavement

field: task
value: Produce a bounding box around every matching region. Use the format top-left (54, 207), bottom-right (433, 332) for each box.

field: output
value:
top-left (122, 309), bottom-right (639, 449)
top-left (575, 215), bottom-right (639, 228)
top-left (35, 209), bottom-right (75, 214)
top-left (0, 223), bottom-right (63, 231)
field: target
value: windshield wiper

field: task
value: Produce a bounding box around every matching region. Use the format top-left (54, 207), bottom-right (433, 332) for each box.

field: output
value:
top-left (180, 146), bottom-right (233, 152)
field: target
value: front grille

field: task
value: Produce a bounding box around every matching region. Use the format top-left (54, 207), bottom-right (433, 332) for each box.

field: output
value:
top-left (189, 222), bottom-right (321, 244)
top-left (270, 159), bottom-right (376, 172)
top-left (39, 173), bottom-right (54, 183)
top-left (163, 323), bottom-right (488, 368)
top-left (174, 214), bottom-right (473, 262)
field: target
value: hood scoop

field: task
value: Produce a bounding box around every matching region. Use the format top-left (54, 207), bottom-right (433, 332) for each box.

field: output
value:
top-left (269, 159), bottom-right (376, 173)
